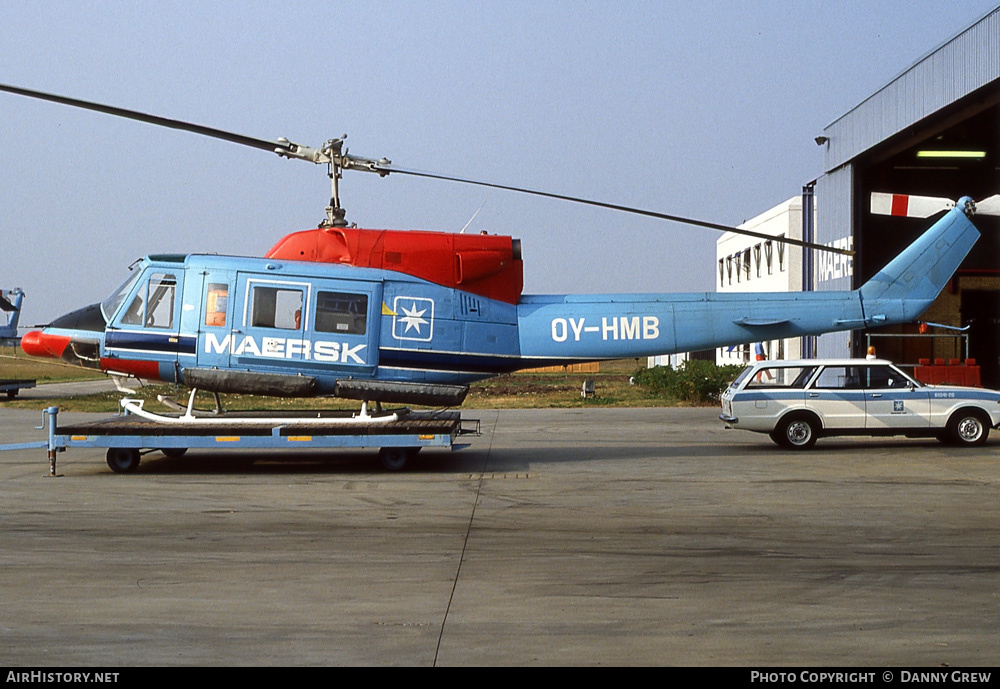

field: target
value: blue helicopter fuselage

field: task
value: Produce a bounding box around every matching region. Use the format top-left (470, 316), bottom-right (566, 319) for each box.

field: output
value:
top-left (23, 202), bottom-right (981, 402)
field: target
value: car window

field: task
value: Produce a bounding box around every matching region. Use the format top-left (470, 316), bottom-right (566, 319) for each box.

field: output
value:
top-left (812, 366), bottom-right (864, 390)
top-left (864, 365), bottom-right (911, 389)
top-left (744, 366), bottom-right (817, 389)
top-left (730, 366), bottom-right (754, 389)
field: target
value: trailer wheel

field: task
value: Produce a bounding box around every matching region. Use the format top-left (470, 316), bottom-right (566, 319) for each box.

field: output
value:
top-left (106, 448), bottom-right (141, 473)
top-left (6, 390), bottom-right (16, 399)
top-left (379, 447), bottom-right (419, 471)
top-left (160, 448), bottom-right (188, 458)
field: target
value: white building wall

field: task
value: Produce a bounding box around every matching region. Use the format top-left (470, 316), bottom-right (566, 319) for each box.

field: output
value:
top-left (715, 197), bottom-right (806, 366)
top-left (647, 353), bottom-right (689, 369)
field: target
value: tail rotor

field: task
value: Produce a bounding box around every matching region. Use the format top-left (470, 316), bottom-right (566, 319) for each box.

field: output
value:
top-left (871, 192), bottom-right (1000, 218)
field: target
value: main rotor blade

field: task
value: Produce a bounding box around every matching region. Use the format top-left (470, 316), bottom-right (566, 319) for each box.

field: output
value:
top-left (379, 164), bottom-right (854, 256)
top-left (0, 82), bottom-right (853, 255)
top-left (0, 82), bottom-right (294, 156)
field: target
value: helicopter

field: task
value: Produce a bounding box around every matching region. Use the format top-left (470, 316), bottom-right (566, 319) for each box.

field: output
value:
top-left (0, 288), bottom-right (25, 347)
top-left (3, 83), bottom-right (998, 414)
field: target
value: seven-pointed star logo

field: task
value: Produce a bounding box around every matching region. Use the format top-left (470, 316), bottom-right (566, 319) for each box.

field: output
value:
top-left (400, 302), bottom-right (428, 334)
top-left (392, 296), bottom-right (434, 341)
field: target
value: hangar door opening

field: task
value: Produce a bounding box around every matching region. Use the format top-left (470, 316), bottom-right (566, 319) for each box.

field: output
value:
top-left (854, 85), bottom-right (1000, 386)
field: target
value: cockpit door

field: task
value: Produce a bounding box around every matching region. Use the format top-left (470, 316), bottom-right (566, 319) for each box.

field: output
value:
top-left (195, 270), bottom-right (237, 370)
top-left (104, 268), bottom-right (186, 377)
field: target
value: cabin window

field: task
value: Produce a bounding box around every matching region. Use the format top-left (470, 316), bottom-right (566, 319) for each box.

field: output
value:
top-left (205, 283), bottom-right (229, 327)
top-left (314, 291), bottom-right (368, 335)
top-left (251, 286), bottom-right (303, 330)
top-left (121, 273), bottom-right (177, 329)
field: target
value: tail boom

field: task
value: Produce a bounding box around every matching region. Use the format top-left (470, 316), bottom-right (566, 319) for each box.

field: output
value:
top-left (517, 206), bottom-right (979, 364)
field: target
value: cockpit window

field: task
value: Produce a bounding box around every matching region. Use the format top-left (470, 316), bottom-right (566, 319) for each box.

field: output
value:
top-left (101, 270), bottom-right (143, 322)
top-left (121, 273), bottom-right (177, 329)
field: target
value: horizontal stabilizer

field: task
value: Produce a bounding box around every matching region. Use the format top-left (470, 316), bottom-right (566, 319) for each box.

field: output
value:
top-left (732, 317), bottom-right (791, 326)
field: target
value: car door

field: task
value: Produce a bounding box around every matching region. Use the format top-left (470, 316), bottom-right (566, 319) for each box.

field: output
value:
top-left (863, 365), bottom-right (930, 429)
top-left (806, 365), bottom-right (867, 430)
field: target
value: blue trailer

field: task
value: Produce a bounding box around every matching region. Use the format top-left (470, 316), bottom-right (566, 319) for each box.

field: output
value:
top-left (4, 406), bottom-right (478, 474)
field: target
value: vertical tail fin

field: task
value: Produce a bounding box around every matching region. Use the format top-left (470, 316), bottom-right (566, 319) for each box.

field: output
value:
top-left (859, 205), bottom-right (979, 323)
top-left (1, 289), bottom-right (24, 334)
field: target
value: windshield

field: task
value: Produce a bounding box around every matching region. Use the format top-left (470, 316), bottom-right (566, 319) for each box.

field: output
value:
top-left (100, 269), bottom-right (143, 322)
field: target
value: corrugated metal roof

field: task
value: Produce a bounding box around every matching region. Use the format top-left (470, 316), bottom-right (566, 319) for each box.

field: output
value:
top-left (823, 6), bottom-right (999, 170)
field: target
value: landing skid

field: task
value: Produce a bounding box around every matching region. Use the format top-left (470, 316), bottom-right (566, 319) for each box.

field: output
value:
top-left (156, 388), bottom-right (225, 417)
top-left (120, 390), bottom-right (401, 426)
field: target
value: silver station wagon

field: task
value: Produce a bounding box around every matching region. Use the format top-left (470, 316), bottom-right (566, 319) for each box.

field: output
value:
top-left (719, 359), bottom-right (1000, 449)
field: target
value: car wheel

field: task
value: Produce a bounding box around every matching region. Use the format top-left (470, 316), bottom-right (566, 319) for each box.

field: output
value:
top-left (946, 410), bottom-right (989, 447)
top-left (776, 415), bottom-right (818, 450)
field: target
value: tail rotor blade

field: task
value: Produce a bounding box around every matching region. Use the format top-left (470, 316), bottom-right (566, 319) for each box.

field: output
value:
top-left (974, 194), bottom-right (1000, 216)
top-left (871, 192), bottom-right (955, 218)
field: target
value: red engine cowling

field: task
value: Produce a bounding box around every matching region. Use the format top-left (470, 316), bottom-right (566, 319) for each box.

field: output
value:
top-left (266, 227), bottom-right (524, 304)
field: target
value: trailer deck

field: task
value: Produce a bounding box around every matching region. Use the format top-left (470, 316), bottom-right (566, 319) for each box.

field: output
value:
top-left (3, 407), bottom-right (478, 473)
top-left (0, 379), bottom-right (35, 399)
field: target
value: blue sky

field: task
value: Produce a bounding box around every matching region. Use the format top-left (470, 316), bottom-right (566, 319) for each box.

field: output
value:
top-left (1, 0), bottom-right (997, 323)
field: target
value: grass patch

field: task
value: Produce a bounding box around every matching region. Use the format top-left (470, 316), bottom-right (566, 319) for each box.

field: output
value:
top-left (0, 357), bottom-right (744, 413)
top-left (0, 346), bottom-right (106, 384)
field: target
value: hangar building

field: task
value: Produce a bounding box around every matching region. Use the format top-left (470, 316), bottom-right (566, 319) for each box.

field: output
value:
top-left (814, 6), bottom-right (999, 385)
top-left (711, 7), bottom-right (1000, 384)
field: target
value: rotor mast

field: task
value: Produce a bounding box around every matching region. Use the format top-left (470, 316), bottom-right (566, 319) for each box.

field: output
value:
top-left (273, 135), bottom-right (391, 227)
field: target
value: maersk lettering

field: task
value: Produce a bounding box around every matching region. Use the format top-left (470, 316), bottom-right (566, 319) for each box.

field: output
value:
top-left (205, 333), bottom-right (366, 364)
